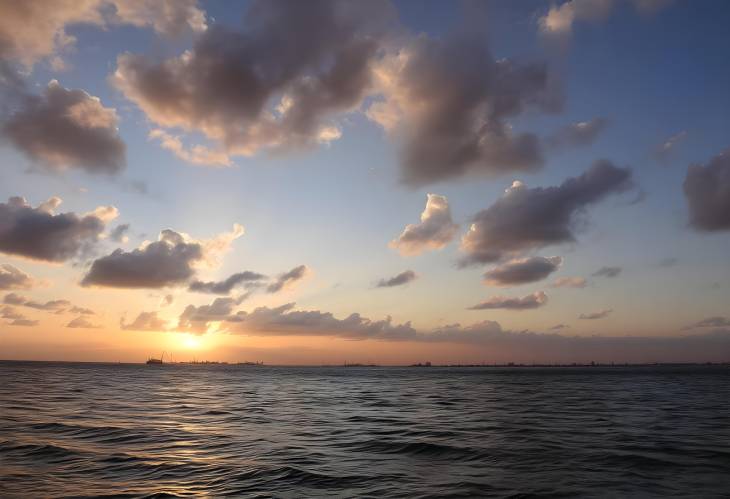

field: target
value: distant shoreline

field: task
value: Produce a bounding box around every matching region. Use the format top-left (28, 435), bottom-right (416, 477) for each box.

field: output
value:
top-left (1, 359), bottom-right (728, 369)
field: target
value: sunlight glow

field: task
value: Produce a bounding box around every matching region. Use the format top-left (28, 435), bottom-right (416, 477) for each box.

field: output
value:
top-left (182, 335), bottom-right (201, 349)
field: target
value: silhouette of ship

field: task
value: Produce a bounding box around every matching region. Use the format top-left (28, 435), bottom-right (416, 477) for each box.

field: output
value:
top-left (146, 351), bottom-right (165, 365)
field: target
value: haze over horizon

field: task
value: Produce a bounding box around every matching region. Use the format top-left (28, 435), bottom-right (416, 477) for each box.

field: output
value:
top-left (1, 0), bottom-right (729, 365)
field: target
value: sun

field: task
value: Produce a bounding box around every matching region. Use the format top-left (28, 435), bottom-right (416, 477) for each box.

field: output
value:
top-left (182, 335), bottom-right (201, 349)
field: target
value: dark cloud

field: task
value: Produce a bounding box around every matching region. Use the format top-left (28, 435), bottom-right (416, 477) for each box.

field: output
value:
top-left (460, 161), bottom-right (632, 265)
top-left (2, 81), bottom-right (125, 174)
top-left (188, 271), bottom-right (266, 295)
top-left (550, 324), bottom-right (570, 331)
top-left (683, 150), bottom-right (730, 231)
top-left (551, 277), bottom-right (587, 288)
top-left (109, 224), bottom-right (130, 243)
top-left (267, 265), bottom-right (309, 293)
top-left (0, 264), bottom-right (34, 290)
top-left (547, 118), bottom-right (608, 150)
top-left (66, 316), bottom-right (100, 329)
top-left (81, 230), bottom-right (204, 288)
top-left (390, 194), bottom-right (459, 255)
top-left (376, 270), bottom-right (417, 288)
top-left (369, 33), bottom-right (557, 186)
top-left (468, 291), bottom-right (548, 310)
top-left (113, 0), bottom-right (395, 164)
top-left (0, 196), bottom-right (108, 262)
top-left (121, 311), bottom-right (169, 331)
top-left (483, 256), bottom-right (562, 286)
top-left (592, 266), bottom-right (622, 278)
top-left (579, 309), bottom-right (612, 320)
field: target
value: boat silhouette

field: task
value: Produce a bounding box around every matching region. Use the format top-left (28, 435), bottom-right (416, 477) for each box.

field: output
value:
top-left (146, 351), bottom-right (165, 365)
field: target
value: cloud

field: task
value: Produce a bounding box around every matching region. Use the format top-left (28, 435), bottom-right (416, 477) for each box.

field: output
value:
top-left (389, 194), bottom-right (459, 256)
top-left (683, 150), bottom-right (730, 231)
top-left (226, 302), bottom-right (419, 340)
top-left (0, 303), bottom-right (38, 326)
top-left (483, 256), bottom-right (562, 286)
top-left (539, 0), bottom-right (672, 42)
top-left (1, 297), bottom-right (85, 316)
top-left (460, 161), bottom-right (633, 265)
top-left (551, 277), bottom-right (587, 288)
top-left (109, 224), bottom-right (130, 243)
top-left (547, 118), bottom-right (608, 149)
top-left (468, 291), bottom-right (548, 310)
top-left (0, 196), bottom-right (109, 262)
top-left (3, 81), bottom-right (125, 174)
top-left (82, 225), bottom-right (243, 288)
top-left (66, 316), bottom-right (100, 328)
top-left (2, 293), bottom-right (26, 306)
top-left (70, 306), bottom-right (94, 315)
top-left (188, 271), bottom-right (266, 295)
top-left (376, 270), bottom-right (417, 288)
top-left (539, 0), bottom-right (615, 40)
top-left (683, 316), bottom-right (730, 330)
top-left (108, 0), bottom-right (207, 37)
top-left (592, 266), bottom-right (622, 278)
top-left (267, 265), bottom-right (309, 293)
top-left (655, 131), bottom-right (687, 161)
top-left (579, 309), bottom-right (612, 320)
top-left (149, 129), bottom-right (231, 167)
top-left (27, 299), bottom-right (71, 311)
top-left (7, 318), bottom-right (39, 327)
top-left (0, 0), bottom-right (206, 68)
top-left (226, 305), bottom-right (730, 363)
top-left (81, 229), bottom-right (203, 288)
top-left (178, 296), bottom-right (247, 334)
top-left (1, 305), bottom-right (23, 320)
top-left (3, 293), bottom-right (71, 312)
top-left (0, 305), bottom-right (36, 326)
top-left (120, 311), bottom-right (169, 331)
top-left (0, 264), bottom-right (35, 290)
top-left (368, 32), bottom-right (557, 186)
top-left (112, 0), bottom-right (394, 162)
top-left (119, 299), bottom-right (730, 362)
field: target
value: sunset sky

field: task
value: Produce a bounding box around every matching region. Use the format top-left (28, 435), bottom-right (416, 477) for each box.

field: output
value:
top-left (1, 0), bottom-right (729, 364)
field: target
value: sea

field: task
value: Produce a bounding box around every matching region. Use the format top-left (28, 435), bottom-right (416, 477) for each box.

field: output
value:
top-left (1, 361), bottom-right (729, 498)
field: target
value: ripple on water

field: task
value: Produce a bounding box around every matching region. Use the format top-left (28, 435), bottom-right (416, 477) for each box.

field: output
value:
top-left (0, 363), bottom-right (729, 497)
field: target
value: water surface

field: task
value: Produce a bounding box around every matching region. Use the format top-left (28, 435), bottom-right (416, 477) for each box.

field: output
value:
top-left (1, 362), bottom-right (729, 497)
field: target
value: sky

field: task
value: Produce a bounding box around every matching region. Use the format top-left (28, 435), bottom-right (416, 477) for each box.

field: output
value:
top-left (0, 0), bottom-right (729, 365)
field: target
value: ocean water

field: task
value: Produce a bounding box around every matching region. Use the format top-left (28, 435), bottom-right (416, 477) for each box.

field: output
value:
top-left (0, 362), bottom-right (729, 498)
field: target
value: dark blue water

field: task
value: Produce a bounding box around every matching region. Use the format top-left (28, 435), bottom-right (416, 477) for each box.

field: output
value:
top-left (1, 362), bottom-right (729, 498)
